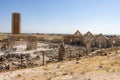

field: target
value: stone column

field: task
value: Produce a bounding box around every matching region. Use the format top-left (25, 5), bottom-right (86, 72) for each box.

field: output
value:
top-left (58, 43), bottom-right (65, 62)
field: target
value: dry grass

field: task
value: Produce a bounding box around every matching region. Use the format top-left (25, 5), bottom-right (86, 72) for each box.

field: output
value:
top-left (16, 74), bottom-right (22, 78)
top-left (31, 52), bottom-right (120, 80)
top-left (0, 34), bottom-right (8, 40)
top-left (0, 33), bottom-right (64, 40)
top-left (0, 49), bottom-right (120, 80)
top-left (36, 34), bottom-right (63, 40)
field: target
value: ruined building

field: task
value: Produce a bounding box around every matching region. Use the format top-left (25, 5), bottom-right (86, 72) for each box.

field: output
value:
top-left (64, 30), bottom-right (84, 46)
top-left (1, 12), bottom-right (37, 51)
top-left (108, 35), bottom-right (120, 47)
top-left (92, 33), bottom-right (108, 48)
top-left (64, 30), bottom-right (120, 49)
top-left (83, 31), bottom-right (95, 53)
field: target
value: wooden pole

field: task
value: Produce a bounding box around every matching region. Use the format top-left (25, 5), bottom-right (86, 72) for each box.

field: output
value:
top-left (20, 53), bottom-right (22, 68)
top-left (43, 51), bottom-right (45, 65)
top-left (69, 49), bottom-right (71, 61)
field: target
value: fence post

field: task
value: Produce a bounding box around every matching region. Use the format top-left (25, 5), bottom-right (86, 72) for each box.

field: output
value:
top-left (42, 51), bottom-right (45, 65)
top-left (20, 53), bottom-right (22, 68)
top-left (69, 49), bottom-right (72, 61)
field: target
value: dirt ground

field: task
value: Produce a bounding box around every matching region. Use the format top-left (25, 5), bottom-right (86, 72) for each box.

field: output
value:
top-left (0, 50), bottom-right (120, 80)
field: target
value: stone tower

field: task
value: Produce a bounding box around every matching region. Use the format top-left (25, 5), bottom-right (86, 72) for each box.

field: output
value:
top-left (12, 13), bottom-right (20, 34)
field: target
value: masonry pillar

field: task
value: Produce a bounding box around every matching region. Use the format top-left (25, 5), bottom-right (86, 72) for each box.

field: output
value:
top-left (12, 13), bottom-right (20, 34)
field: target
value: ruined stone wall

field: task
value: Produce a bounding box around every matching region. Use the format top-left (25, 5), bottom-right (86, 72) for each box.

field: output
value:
top-left (8, 35), bottom-right (37, 51)
top-left (26, 36), bottom-right (37, 50)
top-left (93, 35), bottom-right (108, 48)
top-left (108, 36), bottom-right (120, 47)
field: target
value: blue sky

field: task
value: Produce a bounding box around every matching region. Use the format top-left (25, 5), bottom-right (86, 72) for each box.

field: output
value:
top-left (0, 0), bottom-right (120, 34)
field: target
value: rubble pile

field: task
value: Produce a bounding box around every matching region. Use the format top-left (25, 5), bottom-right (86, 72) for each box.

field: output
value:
top-left (0, 52), bottom-right (49, 72)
